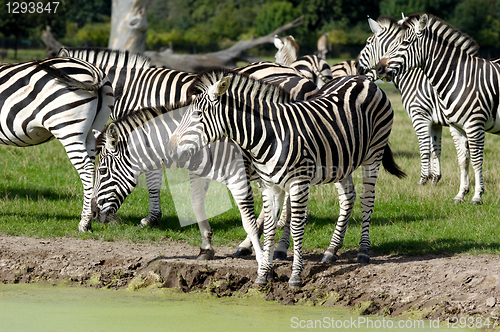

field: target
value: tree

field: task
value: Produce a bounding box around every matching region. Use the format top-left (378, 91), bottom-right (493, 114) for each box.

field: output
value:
top-left (0, 0), bottom-right (75, 58)
top-left (108, 0), bottom-right (150, 53)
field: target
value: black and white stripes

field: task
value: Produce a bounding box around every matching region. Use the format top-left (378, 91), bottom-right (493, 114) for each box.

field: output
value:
top-left (0, 57), bottom-right (114, 231)
top-left (378, 14), bottom-right (500, 204)
top-left (168, 69), bottom-right (405, 286)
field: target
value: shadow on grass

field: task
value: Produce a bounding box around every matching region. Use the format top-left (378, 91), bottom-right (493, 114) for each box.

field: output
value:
top-left (0, 186), bottom-right (77, 201)
top-left (0, 211), bottom-right (78, 222)
top-left (373, 238), bottom-right (500, 257)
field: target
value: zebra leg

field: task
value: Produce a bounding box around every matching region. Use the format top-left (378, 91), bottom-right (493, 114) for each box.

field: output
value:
top-left (449, 126), bottom-right (470, 203)
top-left (189, 176), bottom-right (215, 260)
top-left (357, 163), bottom-right (381, 264)
top-left (274, 194), bottom-right (291, 260)
top-left (234, 190), bottom-right (290, 259)
top-left (140, 169), bottom-right (163, 227)
top-left (225, 174), bottom-right (263, 262)
top-left (412, 116), bottom-right (433, 185)
top-left (255, 184), bottom-right (284, 285)
top-left (466, 127), bottom-right (486, 204)
top-left (430, 124), bottom-right (443, 185)
top-left (233, 207), bottom-right (264, 258)
top-left (322, 175), bottom-right (356, 263)
top-left (288, 180), bottom-right (310, 287)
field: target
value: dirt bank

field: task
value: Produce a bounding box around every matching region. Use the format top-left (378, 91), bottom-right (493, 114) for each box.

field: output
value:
top-left (1, 235), bottom-right (499, 321)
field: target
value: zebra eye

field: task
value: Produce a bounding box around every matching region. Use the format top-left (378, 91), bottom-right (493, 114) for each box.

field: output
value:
top-left (192, 110), bottom-right (202, 117)
top-left (99, 167), bottom-right (107, 175)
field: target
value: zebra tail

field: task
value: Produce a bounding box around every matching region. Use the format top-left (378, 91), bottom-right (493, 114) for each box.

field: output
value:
top-left (382, 144), bottom-right (407, 179)
top-left (35, 60), bottom-right (105, 92)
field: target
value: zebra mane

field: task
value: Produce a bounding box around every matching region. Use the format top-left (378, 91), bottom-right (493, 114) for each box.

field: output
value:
top-left (188, 68), bottom-right (291, 102)
top-left (60, 47), bottom-right (152, 69)
top-left (376, 15), bottom-right (402, 31)
top-left (400, 14), bottom-right (479, 55)
top-left (95, 100), bottom-right (191, 151)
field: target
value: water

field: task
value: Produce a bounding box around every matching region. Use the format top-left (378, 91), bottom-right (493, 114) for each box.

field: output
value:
top-left (0, 284), bottom-right (470, 332)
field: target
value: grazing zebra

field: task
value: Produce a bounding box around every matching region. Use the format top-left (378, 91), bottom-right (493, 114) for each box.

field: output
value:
top-left (356, 16), bottom-right (456, 186)
top-left (59, 47), bottom-right (195, 227)
top-left (167, 69), bottom-right (406, 286)
top-left (0, 57), bottom-right (114, 232)
top-left (61, 48), bottom-right (317, 231)
top-left (377, 13), bottom-right (500, 204)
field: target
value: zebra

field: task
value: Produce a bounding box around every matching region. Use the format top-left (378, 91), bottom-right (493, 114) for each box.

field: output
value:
top-left (356, 15), bottom-right (456, 186)
top-left (377, 13), bottom-right (500, 204)
top-left (0, 57), bottom-right (114, 232)
top-left (78, 49), bottom-right (318, 258)
top-left (167, 69), bottom-right (406, 286)
top-left (60, 48), bottom-right (317, 231)
top-left (330, 60), bottom-right (357, 79)
top-left (274, 35), bottom-right (357, 85)
top-left (89, 65), bottom-right (306, 259)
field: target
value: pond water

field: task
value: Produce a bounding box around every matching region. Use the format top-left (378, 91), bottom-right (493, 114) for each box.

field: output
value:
top-left (0, 284), bottom-right (470, 332)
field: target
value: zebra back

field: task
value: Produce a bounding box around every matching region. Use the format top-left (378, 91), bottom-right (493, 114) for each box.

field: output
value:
top-left (60, 47), bottom-right (196, 120)
top-left (289, 55), bottom-right (333, 88)
top-left (330, 60), bottom-right (357, 79)
top-left (234, 61), bottom-right (318, 101)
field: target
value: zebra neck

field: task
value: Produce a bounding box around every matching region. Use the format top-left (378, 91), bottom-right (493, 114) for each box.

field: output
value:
top-left (223, 98), bottom-right (281, 162)
top-left (423, 43), bottom-right (471, 105)
top-left (123, 109), bottom-right (182, 172)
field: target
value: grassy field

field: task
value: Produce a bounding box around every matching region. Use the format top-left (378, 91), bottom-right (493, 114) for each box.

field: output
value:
top-left (1, 77), bottom-right (500, 257)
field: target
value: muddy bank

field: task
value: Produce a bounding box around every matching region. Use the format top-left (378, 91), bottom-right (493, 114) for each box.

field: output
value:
top-left (1, 235), bottom-right (499, 320)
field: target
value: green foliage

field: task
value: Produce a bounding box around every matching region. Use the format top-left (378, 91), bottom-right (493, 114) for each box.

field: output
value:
top-left (255, 1), bottom-right (300, 36)
top-left (73, 22), bottom-right (110, 47)
top-left (450, 0), bottom-right (500, 49)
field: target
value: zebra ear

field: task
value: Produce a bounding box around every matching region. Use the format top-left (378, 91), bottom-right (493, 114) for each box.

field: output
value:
top-left (274, 35), bottom-right (284, 50)
top-left (93, 129), bottom-right (102, 140)
top-left (368, 17), bottom-right (382, 34)
top-left (208, 75), bottom-right (232, 101)
top-left (397, 12), bottom-right (407, 25)
top-left (105, 123), bottom-right (119, 152)
top-left (416, 14), bottom-right (429, 34)
top-left (57, 47), bottom-right (70, 57)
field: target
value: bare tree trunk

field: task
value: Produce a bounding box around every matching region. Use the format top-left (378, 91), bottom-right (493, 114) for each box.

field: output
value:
top-left (144, 16), bottom-right (303, 72)
top-left (108, 0), bottom-right (150, 53)
top-left (41, 26), bottom-right (64, 58)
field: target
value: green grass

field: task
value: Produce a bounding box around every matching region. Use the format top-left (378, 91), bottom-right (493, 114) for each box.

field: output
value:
top-left (1, 88), bottom-right (500, 257)
top-left (0, 49), bottom-right (46, 63)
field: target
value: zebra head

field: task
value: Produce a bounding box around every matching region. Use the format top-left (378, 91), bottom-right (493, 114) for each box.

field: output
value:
top-left (91, 123), bottom-right (139, 223)
top-left (356, 16), bottom-right (404, 81)
top-left (168, 72), bottom-right (232, 164)
top-left (377, 14), bottom-right (429, 81)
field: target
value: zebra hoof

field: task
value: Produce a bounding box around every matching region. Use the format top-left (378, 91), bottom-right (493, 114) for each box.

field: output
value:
top-left (78, 221), bottom-right (92, 233)
top-left (288, 275), bottom-right (303, 287)
top-left (255, 275), bottom-right (269, 285)
top-left (233, 247), bottom-right (252, 258)
top-left (140, 215), bottom-right (160, 228)
top-left (357, 252), bottom-right (370, 264)
top-left (431, 175), bottom-right (441, 185)
top-left (470, 200), bottom-right (483, 205)
top-left (453, 198), bottom-right (464, 204)
top-left (273, 250), bottom-right (287, 261)
top-left (321, 252), bottom-right (339, 264)
top-left (417, 178), bottom-right (428, 186)
top-left (197, 248), bottom-right (215, 260)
